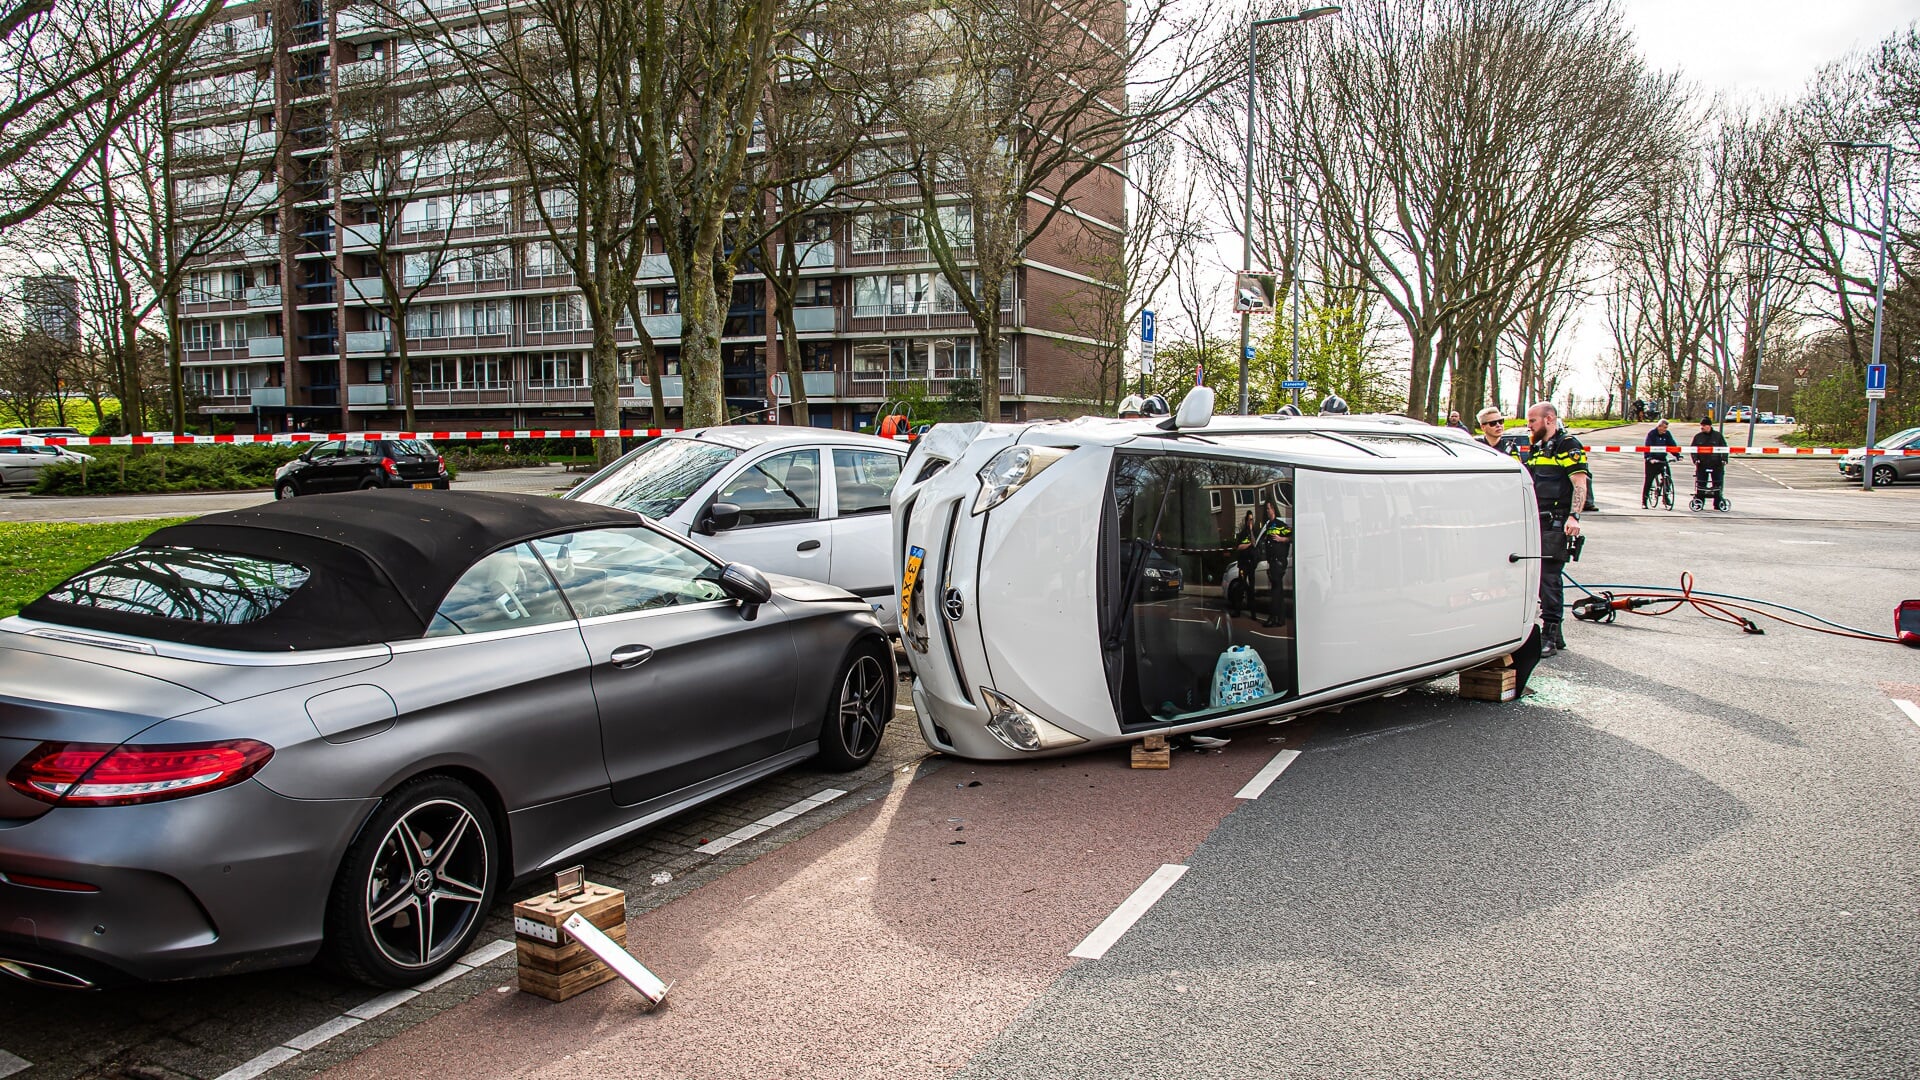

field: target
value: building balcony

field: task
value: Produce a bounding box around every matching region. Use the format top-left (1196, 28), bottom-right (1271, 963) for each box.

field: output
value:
top-left (341, 222), bottom-right (383, 250)
top-left (187, 23), bottom-right (272, 66)
top-left (791, 240), bottom-right (836, 269)
top-left (249, 336), bottom-right (285, 358)
top-left (788, 306), bottom-right (836, 333)
top-left (637, 252), bottom-right (674, 280)
top-left (347, 383), bottom-right (389, 406)
top-left (772, 371), bottom-right (837, 399)
top-left (336, 59), bottom-right (385, 87)
top-left (639, 314), bottom-right (682, 339)
top-left (345, 331), bottom-right (391, 354)
top-left (345, 277), bottom-right (384, 304)
top-left (246, 284), bottom-right (281, 308)
top-left (251, 387), bottom-right (287, 407)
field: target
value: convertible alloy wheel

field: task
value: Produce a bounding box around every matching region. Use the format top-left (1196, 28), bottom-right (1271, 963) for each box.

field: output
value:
top-left (818, 648), bottom-right (891, 769)
top-left (327, 776), bottom-right (498, 985)
top-left (364, 798), bottom-right (490, 970)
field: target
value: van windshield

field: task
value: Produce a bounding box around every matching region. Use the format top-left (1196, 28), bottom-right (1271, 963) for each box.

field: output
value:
top-left (1102, 451), bottom-right (1296, 727)
top-left (570, 438), bottom-right (741, 518)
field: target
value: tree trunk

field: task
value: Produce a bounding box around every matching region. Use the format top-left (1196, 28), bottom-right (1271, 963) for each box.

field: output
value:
top-left (165, 289), bottom-right (186, 432)
top-left (678, 250), bottom-right (727, 427)
top-left (1406, 330), bottom-right (1433, 421)
top-left (398, 331), bottom-right (416, 431)
top-left (589, 320), bottom-right (622, 465)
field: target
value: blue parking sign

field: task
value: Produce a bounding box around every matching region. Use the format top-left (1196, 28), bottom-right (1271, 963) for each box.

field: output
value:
top-left (1141, 310), bottom-right (1156, 343)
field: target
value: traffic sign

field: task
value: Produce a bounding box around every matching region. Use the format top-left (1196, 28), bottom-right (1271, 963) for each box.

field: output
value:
top-left (1244, 345), bottom-right (1256, 360)
top-left (1281, 380), bottom-right (1310, 390)
top-left (1141, 310), bottom-right (1155, 343)
top-left (1867, 363), bottom-right (1887, 399)
top-left (1753, 383), bottom-right (1777, 391)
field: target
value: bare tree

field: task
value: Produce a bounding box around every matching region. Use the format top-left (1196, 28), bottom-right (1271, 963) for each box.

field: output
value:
top-left (877, 0), bottom-right (1235, 420)
top-left (2, 0), bottom-right (230, 231)
top-left (1278, 0), bottom-right (1681, 420)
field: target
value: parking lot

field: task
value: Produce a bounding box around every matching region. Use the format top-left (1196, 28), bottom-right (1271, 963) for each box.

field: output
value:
top-left (3, 430), bottom-right (1919, 1079)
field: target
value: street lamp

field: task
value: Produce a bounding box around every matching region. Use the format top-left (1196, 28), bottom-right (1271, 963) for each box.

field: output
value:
top-left (1829, 140), bottom-right (1893, 490)
top-left (1239, 4), bottom-right (1341, 417)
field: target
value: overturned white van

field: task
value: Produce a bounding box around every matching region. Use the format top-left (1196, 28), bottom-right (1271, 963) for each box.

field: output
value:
top-left (891, 390), bottom-right (1541, 760)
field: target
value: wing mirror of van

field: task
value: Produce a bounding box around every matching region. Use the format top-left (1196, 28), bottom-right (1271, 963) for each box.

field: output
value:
top-left (699, 501), bottom-right (742, 534)
top-left (719, 562), bottom-right (772, 607)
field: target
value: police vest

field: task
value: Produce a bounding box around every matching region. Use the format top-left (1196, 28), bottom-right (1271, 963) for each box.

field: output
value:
top-left (1522, 431), bottom-right (1588, 516)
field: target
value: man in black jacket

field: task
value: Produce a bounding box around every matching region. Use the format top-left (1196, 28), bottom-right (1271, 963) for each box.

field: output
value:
top-left (1643, 419), bottom-right (1679, 504)
top-left (1509, 402), bottom-right (1589, 656)
top-left (1691, 418), bottom-right (1728, 506)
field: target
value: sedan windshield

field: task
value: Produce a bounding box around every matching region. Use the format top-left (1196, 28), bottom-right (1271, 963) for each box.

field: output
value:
top-left (570, 438), bottom-right (741, 518)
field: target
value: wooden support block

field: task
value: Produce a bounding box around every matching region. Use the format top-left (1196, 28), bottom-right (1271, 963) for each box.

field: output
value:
top-left (514, 881), bottom-right (629, 1002)
top-left (1459, 665), bottom-right (1519, 702)
top-left (1132, 733), bottom-right (1171, 769)
top-left (517, 959), bottom-right (620, 1002)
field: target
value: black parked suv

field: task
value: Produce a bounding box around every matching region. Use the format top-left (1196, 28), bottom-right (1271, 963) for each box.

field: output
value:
top-left (274, 438), bottom-right (450, 498)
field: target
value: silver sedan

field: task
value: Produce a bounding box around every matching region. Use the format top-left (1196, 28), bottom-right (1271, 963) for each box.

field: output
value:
top-left (0, 491), bottom-right (892, 987)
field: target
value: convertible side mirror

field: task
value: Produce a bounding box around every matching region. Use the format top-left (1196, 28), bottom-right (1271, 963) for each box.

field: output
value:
top-left (699, 501), bottom-right (742, 535)
top-left (718, 562), bottom-right (772, 607)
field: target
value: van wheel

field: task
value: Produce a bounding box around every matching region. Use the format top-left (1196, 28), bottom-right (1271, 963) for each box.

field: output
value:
top-left (324, 776), bottom-right (498, 988)
top-left (816, 645), bottom-right (892, 770)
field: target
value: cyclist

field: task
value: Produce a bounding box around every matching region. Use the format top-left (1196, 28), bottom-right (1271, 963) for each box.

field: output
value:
top-left (1643, 418), bottom-right (1679, 506)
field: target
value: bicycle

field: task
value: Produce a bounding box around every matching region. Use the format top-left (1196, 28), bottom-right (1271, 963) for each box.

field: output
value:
top-left (1643, 457), bottom-right (1675, 511)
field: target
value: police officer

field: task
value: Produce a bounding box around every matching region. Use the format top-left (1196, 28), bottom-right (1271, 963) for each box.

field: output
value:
top-left (1508, 402), bottom-right (1589, 657)
top-left (1258, 497), bottom-right (1292, 628)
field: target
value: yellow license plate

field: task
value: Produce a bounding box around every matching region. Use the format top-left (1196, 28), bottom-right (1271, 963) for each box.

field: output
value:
top-left (900, 546), bottom-right (925, 622)
top-left (412, 482), bottom-right (434, 489)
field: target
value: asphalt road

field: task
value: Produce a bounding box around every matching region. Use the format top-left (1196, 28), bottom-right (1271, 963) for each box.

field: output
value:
top-left (3, 434), bottom-right (1917, 1079)
top-left (0, 466), bottom-right (581, 523)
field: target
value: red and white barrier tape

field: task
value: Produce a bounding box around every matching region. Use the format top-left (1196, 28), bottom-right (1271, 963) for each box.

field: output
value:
top-left (0, 432), bottom-right (1897, 453)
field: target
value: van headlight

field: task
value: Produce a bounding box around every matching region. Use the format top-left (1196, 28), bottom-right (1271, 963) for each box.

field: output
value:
top-left (979, 687), bottom-right (1086, 752)
top-left (973, 445), bottom-right (1070, 515)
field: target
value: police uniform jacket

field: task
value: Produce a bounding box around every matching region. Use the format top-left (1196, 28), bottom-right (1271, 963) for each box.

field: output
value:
top-left (1518, 429), bottom-right (1590, 519)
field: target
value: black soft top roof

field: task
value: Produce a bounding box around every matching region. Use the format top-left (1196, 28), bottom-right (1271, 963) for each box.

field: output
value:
top-left (25, 491), bottom-right (645, 651)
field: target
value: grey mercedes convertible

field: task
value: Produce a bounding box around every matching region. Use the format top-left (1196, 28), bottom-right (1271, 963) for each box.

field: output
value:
top-left (0, 491), bottom-right (892, 988)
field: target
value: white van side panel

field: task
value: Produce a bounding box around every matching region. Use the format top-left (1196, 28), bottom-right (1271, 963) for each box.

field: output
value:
top-left (1293, 467), bottom-right (1537, 695)
top-left (975, 447), bottom-right (1117, 738)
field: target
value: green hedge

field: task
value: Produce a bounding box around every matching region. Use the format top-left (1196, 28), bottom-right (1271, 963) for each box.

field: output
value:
top-left (0, 518), bottom-right (194, 617)
top-left (30, 445), bottom-right (305, 496)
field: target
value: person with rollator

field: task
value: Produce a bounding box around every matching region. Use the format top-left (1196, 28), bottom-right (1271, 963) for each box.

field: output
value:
top-left (1690, 417), bottom-right (1729, 511)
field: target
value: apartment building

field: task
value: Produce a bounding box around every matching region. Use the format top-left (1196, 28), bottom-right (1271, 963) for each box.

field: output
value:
top-left (168, 0), bottom-right (1124, 433)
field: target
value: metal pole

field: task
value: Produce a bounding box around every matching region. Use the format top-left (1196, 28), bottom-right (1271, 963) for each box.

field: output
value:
top-left (1238, 22), bottom-right (1257, 417)
top-left (1863, 144), bottom-right (1890, 490)
top-left (1288, 173), bottom-right (1302, 410)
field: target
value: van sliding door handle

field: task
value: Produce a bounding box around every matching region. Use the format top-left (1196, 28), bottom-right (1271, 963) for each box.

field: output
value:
top-left (797, 539), bottom-right (822, 552)
top-left (609, 644), bottom-right (653, 669)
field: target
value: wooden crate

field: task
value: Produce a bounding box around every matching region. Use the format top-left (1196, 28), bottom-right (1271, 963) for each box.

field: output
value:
top-left (1131, 733), bottom-right (1171, 769)
top-left (513, 882), bottom-right (627, 1002)
top-left (1459, 656), bottom-right (1518, 702)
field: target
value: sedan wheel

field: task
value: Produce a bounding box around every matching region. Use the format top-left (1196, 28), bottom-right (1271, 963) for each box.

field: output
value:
top-left (816, 646), bottom-right (892, 770)
top-left (326, 777), bottom-right (497, 987)
top-left (1873, 464), bottom-right (1897, 486)
top-left (275, 482), bottom-right (296, 500)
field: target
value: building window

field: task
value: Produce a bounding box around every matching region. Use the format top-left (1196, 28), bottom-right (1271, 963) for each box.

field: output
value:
top-left (525, 240), bottom-right (567, 278)
top-left (183, 321), bottom-right (222, 350)
top-left (404, 303), bottom-right (453, 338)
top-left (533, 294), bottom-right (584, 332)
top-left (459, 300), bottom-right (510, 335)
top-left (799, 342), bottom-right (834, 372)
top-left (793, 278), bottom-right (833, 307)
top-left (528, 353), bottom-right (583, 387)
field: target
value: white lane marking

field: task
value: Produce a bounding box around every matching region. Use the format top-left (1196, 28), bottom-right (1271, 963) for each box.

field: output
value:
top-left (413, 961), bottom-right (472, 992)
top-left (1780, 540), bottom-right (1836, 545)
top-left (1235, 749), bottom-right (1302, 800)
top-left (346, 986), bottom-right (419, 1020)
top-left (213, 1046), bottom-right (300, 1080)
top-left (459, 937), bottom-right (515, 967)
top-left (0, 1050), bottom-right (29, 1079)
top-left (1070, 864), bottom-right (1189, 961)
top-left (696, 788), bottom-right (846, 855)
top-left (1895, 700), bottom-right (1920, 729)
top-left (285, 1015), bottom-right (363, 1052)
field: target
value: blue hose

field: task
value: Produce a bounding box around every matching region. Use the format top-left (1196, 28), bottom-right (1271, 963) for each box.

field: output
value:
top-left (1563, 573), bottom-right (1889, 639)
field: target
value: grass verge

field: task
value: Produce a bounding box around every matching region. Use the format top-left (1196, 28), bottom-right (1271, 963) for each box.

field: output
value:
top-left (0, 518), bottom-right (191, 618)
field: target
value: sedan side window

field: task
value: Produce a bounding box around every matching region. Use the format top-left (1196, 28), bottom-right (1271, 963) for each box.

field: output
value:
top-left (716, 449), bottom-right (820, 526)
top-left (533, 527), bottom-right (729, 618)
top-left (832, 449), bottom-right (901, 516)
top-left (427, 543), bottom-right (573, 637)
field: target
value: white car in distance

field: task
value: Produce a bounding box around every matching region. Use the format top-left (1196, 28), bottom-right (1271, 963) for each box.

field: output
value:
top-left (892, 388), bottom-right (1541, 760)
top-left (568, 426), bottom-right (908, 629)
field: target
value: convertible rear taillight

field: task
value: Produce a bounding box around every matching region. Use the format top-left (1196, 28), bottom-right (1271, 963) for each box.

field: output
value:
top-left (5, 740), bottom-right (274, 806)
top-left (381, 457), bottom-right (400, 477)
